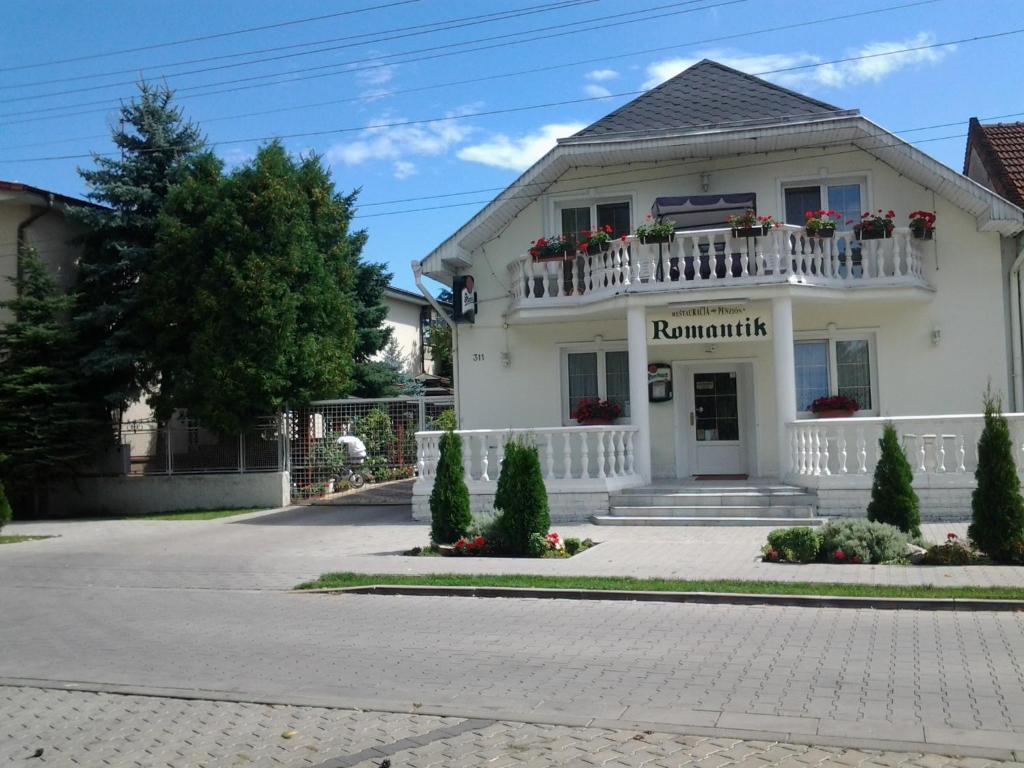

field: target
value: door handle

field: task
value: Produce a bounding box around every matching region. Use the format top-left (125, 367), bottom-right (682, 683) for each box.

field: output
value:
top-left (689, 412), bottom-right (695, 426)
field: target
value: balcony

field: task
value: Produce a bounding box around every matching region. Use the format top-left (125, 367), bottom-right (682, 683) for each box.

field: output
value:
top-left (508, 225), bottom-right (929, 309)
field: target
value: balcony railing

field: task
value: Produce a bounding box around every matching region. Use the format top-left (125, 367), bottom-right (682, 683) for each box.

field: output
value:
top-left (787, 414), bottom-right (1024, 486)
top-left (509, 224), bottom-right (928, 308)
top-left (415, 425), bottom-right (643, 492)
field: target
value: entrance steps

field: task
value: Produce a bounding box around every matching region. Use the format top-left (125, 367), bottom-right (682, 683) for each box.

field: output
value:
top-left (591, 481), bottom-right (824, 526)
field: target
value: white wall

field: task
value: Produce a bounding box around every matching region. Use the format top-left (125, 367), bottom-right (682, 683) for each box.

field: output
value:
top-left (381, 295), bottom-right (426, 374)
top-left (449, 143), bottom-right (1012, 479)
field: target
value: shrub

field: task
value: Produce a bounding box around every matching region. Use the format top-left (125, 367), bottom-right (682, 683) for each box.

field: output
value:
top-left (494, 440), bottom-right (550, 556)
top-left (0, 481), bottom-right (10, 532)
top-left (818, 519), bottom-right (909, 564)
top-left (526, 532), bottom-right (549, 558)
top-left (431, 409), bottom-right (457, 432)
top-left (969, 392), bottom-right (1024, 563)
top-left (922, 534), bottom-right (978, 565)
top-left (564, 537), bottom-right (582, 556)
top-left (429, 431), bottom-right (472, 544)
top-left (765, 526), bottom-right (821, 563)
top-left (867, 423), bottom-right (921, 538)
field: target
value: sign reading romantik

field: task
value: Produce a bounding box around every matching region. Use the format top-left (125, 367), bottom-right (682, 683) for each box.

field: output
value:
top-left (647, 303), bottom-right (772, 345)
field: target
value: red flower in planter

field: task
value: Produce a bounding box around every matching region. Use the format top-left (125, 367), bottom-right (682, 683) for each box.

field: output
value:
top-left (572, 398), bottom-right (622, 423)
top-left (833, 549), bottom-right (846, 562)
top-left (947, 532), bottom-right (957, 541)
top-left (851, 554), bottom-right (862, 564)
top-left (809, 395), bottom-right (860, 415)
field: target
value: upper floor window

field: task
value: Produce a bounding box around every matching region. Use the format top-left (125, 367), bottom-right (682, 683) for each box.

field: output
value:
top-left (783, 180), bottom-right (864, 230)
top-left (557, 200), bottom-right (631, 242)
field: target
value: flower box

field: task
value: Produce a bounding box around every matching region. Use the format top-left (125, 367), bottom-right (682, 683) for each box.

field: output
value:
top-left (639, 234), bottom-right (673, 245)
top-left (572, 398), bottom-right (622, 424)
top-left (810, 395), bottom-right (860, 418)
top-left (815, 409), bottom-right (856, 419)
top-left (856, 230), bottom-right (891, 241)
top-left (811, 228), bottom-right (835, 239)
top-left (581, 241), bottom-right (610, 253)
top-left (910, 228), bottom-right (934, 240)
top-left (731, 226), bottom-right (768, 238)
top-left (579, 417), bottom-right (616, 426)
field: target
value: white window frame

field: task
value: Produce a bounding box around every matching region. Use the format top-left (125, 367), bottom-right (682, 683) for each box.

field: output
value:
top-left (546, 190), bottom-right (638, 237)
top-left (558, 341), bottom-right (631, 426)
top-left (779, 174), bottom-right (871, 231)
top-left (794, 329), bottom-right (879, 417)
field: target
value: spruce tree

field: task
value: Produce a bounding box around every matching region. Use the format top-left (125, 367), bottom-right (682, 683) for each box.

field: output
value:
top-left (494, 440), bottom-right (550, 555)
top-left (866, 423), bottom-right (921, 538)
top-left (969, 392), bottom-right (1024, 562)
top-left (349, 261), bottom-right (397, 397)
top-left (0, 250), bottom-right (110, 510)
top-left (429, 431), bottom-right (472, 544)
top-left (70, 81), bottom-right (204, 422)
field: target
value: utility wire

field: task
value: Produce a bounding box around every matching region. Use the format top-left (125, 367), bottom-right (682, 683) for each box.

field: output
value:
top-left (0, 0), bottom-right (419, 74)
top-left (0, 0), bottom-right (939, 143)
top-left (0, 0), bottom-right (739, 120)
top-left (2, 27), bottom-right (1018, 165)
top-left (0, 0), bottom-right (596, 99)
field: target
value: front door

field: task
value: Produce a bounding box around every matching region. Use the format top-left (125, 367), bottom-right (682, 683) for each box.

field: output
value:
top-left (691, 369), bottom-right (746, 475)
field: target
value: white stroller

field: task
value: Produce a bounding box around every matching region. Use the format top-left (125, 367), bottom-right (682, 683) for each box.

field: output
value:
top-left (334, 435), bottom-right (367, 489)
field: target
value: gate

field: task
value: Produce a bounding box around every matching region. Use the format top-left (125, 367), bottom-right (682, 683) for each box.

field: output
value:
top-left (286, 397), bottom-right (454, 501)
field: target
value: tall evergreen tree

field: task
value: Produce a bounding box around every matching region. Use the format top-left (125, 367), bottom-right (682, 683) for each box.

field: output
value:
top-left (0, 250), bottom-right (110, 510)
top-left (70, 81), bottom-right (204, 423)
top-left (143, 142), bottom-right (362, 433)
top-left (349, 260), bottom-right (398, 397)
top-left (969, 392), bottom-right (1024, 562)
top-left (866, 423), bottom-right (921, 538)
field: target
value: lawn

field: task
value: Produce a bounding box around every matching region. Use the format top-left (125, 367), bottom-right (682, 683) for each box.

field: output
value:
top-left (129, 508), bottom-right (266, 521)
top-left (0, 535), bottom-right (52, 545)
top-left (296, 571), bottom-right (1024, 601)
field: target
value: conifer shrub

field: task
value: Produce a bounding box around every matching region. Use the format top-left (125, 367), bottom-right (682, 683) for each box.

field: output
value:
top-left (0, 481), bottom-right (11, 532)
top-left (764, 526), bottom-right (821, 563)
top-left (818, 519), bottom-right (908, 564)
top-left (429, 431), bottom-right (472, 545)
top-left (969, 393), bottom-right (1024, 562)
top-left (867, 423), bottom-right (921, 538)
top-left (493, 440), bottom-right (550, 556)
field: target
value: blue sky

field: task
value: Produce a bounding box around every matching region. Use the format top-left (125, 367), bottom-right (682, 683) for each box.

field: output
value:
top-left (4, 0), bottom-right (1024, 292)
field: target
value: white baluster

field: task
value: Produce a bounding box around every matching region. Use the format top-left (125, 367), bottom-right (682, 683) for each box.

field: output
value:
top-left (738, 236), bottom-right (749, 278)
top-left (596, 430), bottom-right (607, 478)
top-left (799, 429), bottom-right (808, 474)
top-left (463, 434), bottom-right (473, 479)
top-left (580, 431), bottom-right (590, 478)
top-left (619, 246), bottom-right (631, 287)
top-left (838, 430), bottom-right (847, 474)
top-left (957, 433), bottom-right (966, 473)
top-left (480, 437), bottom-right (489, 482)
top-left (813, 429), bottom-right (822, 476)
top-left (821, 430), bottom-right (831, 475)
top-left (857, 428), bottom-right (868, 474)
top-left (495, 436), bottom-right (506, 476)
top-left (936, 435), bottom-right (946, 472)
top-left (544, 432), bottom-right (554, 479)
top-left (917, 436), bottom-right (927, 473)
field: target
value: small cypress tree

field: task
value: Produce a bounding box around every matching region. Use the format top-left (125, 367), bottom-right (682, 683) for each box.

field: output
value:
top-left (867, 423), bottom-right (921, 538)
top-left (969, 392), bottom-right (1024, 562)
top-left (429, 431), bottom-right (471, 544)
top-left (0, 480), bottom-right (11, 532)
top-left (494, 440), bottom-right (550, 556)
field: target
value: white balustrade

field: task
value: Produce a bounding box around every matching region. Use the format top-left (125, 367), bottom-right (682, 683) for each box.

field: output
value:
top-left (508, 225), bottom-right (928, 307)
top-left (786, 414), bottom-right (1024, 481)
top-left (414, 425), bottom-right (642, 489)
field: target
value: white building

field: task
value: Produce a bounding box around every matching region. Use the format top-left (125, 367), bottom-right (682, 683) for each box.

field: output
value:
top-left (412, 60), bottom-right (1024, 523)
top-left (382, 285), bottom-right (434, 376)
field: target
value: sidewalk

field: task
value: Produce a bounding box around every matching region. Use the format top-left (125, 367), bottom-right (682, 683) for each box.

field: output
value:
top-left (4, 686), bottom-right (1023, 767)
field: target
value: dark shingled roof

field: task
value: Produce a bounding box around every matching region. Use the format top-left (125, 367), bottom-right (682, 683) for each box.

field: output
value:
top-left (567, 59), bottom-right (849, 141)
top-left (964, 118), bottom-right (1024, 208)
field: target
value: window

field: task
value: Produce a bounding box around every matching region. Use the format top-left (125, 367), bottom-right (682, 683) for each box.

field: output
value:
top-left (794, 335), bottom-right (875, 414)
top-left (562, 348), bottom-right (630, 423)
top-left (555, 199), bottom-right (632, 241)
top-left (783, 181), bottom-right (863, 230)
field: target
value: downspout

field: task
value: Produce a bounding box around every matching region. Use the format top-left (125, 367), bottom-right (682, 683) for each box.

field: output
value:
top-left (1010, 236), bottom-right (1024, 410)
top-left (412, 259), bottom-right (459, 426)
top-left (15, 192), bottom-right (54, 287)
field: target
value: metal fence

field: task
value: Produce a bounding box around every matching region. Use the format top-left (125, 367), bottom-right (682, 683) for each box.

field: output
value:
top-left (286, 396), bottom-right (454, 500)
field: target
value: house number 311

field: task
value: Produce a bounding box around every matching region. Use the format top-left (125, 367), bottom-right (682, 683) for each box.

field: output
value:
top-left (472, 353), bottom-right (485, 361)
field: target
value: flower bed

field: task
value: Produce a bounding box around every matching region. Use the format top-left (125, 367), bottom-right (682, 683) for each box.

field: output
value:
top-left (406, 531), bottom-right (596, 558)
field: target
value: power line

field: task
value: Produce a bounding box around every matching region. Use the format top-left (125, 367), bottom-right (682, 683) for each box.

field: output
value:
top-left (0, 0), bottom-right (596, 100)
top-left (0, 0), bottom-right (419, 74)
top-left (0, 0), bottom-right (940, 145)
top-left (0, 0), bottom-right (738, 121)
top-left (2, 27), bottom-right (1019, 165)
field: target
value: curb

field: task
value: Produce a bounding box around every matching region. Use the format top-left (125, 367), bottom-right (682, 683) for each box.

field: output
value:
top-left (300, 584), bottom-right (1024, 611)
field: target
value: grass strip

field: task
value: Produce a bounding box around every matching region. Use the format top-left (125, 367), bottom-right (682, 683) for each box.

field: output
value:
top-left (129, 508), bottom-right (266, 521)
top-left (0, 535), bottom-right (52, 545)
top-left (296, 571), bottom-right (1024, 601)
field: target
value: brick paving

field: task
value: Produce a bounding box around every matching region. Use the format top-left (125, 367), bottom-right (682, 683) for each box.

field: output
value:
top-left (4, 686), bottom-right (1024, 768)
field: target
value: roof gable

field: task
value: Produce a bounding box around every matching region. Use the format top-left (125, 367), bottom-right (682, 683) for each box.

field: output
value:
top-left (965, 118), bottom-right (1024, 208)
top-left (567, 59), bottom-right (848, 141)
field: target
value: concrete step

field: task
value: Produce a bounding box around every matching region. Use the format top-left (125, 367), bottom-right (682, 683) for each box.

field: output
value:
top-left (609, 505), bottom-right (816, 519)
top-left (608, 492), bottom-right (817, 508)
top-left (590, 515), bottom-right (829, 527)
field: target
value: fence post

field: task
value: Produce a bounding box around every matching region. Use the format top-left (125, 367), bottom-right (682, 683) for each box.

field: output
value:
top-left (238, 433), bottom-right (245, 473)
top-left (166, 424), bottom-right (173, 475)
top-left (418, 397), bottom-right (426, 431)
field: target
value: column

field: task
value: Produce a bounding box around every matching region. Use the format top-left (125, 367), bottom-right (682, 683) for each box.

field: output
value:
top-left (772, 295), bottom-right (797, 478)
top-left (626, 304), bottom-right (652, 482)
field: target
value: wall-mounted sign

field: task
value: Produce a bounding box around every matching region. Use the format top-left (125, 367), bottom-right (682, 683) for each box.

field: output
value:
top-left (453, 275), bottom-right (476, 324)
top-left (647, 303), bottom-right (771, 345)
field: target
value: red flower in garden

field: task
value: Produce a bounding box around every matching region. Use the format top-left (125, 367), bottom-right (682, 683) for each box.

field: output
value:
top-left (834, 549), bottom-right (846, 562)
top-left (947, 532), bottom-right (958, 541)
top-left (851, 554), bottom-right (862, 564)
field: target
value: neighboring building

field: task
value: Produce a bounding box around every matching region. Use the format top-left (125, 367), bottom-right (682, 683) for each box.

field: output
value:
top-left (412, 60), bottom-right (1024, 523)
top-left (382, 285), bottom-right (433, 375)
top-left (0, 180), bottom-right (93, 324)
top-left (964, 118), bottom-right (1024, 208)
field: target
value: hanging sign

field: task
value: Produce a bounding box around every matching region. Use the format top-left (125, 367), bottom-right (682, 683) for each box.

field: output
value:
top-left (647, 302), bottom-right (771, 345)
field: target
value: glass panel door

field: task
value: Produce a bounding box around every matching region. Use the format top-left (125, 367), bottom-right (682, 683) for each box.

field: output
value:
top-left (693, 372), bottom-right (740, 442)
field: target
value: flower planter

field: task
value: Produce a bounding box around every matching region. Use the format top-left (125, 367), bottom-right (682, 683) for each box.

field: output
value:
top-left (856, 230), bottom-right (891, 241)
top-left (814, 409), bottom-right (857, 419)
top-left (731, 226), bottom-right (768, 238)
top-left (581, 242), bottom-right (610, 254)
top-left (578, 417), bottom-right (615, 426)
top-left (911, 229), bottom-right (934, 240)
top-left (639, 234), bottom-right (673, 245)
top-left (532, 251), bottom-right (573, 262)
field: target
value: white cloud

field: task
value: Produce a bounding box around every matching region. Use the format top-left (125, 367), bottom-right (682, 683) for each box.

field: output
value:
top-left (644, 35), bottom-right (953, 90)
top-left (357, 60), bottom-right (396, 88)
top-left (586, 68), bottom-right (619, 81)
top-left (326, 112), bottom-right (475, 168)
top-left (457, 122), bottom-right (587, 171)
top-left (393, 160), bottom-right (417, 179)
top-left (583, 83), bottom-right (612, 99)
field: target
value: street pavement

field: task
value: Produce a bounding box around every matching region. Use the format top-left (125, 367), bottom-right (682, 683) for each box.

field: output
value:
top-left (4, 502), bottom-right (1024, 762)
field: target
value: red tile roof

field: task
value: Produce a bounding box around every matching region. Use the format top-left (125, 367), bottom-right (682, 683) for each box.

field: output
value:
top-left (965, 118), bottom-right (1024, 208)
